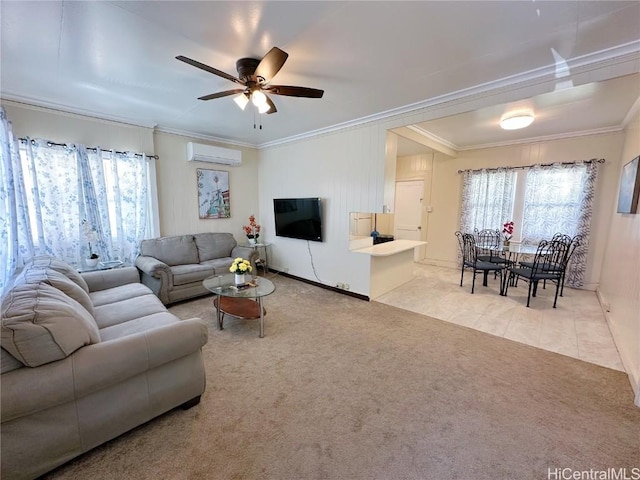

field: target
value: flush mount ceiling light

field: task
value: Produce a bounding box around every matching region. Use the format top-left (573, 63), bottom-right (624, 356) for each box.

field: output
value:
top-left (500, 112), bottom-right (535, 130)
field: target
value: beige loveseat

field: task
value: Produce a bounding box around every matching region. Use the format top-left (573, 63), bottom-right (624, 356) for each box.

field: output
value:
top-left (135, 232), bottom-right (258, 305)
top-left (0, 256), bottom-right (208, 480)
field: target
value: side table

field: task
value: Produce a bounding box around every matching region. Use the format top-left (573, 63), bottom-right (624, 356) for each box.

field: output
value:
top-left (240, 242), bottom-right (271, 274)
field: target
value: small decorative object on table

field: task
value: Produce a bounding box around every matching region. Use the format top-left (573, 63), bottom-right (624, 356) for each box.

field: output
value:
top-left (82, 219), bottom-right (100, 267)
top-left (243, 215), bottom-right (261, 245)
top-left (502, 220), bottom-right (514, 251)
top-left (230, 257), bottom-right (252, 285)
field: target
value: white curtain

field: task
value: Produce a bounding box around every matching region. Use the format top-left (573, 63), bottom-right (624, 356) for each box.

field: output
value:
top-left (523, 162), bottom-right (599, 287)
top-left (0, 108), bottom-right (34, 293)
top-left (0, 107), bottom-right (151, 295)
top-left (459, 168), bottom-right (516, 233)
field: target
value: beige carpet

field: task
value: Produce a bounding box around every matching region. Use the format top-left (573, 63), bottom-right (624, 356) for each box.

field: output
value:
top-left (44, 274), bottom-right (639, 480)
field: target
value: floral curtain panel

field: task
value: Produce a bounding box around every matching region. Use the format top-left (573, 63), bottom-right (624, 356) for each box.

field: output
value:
top-left (0, 108), bottom-right (34, 293)
top-left (522, 162), bottom-right (599, 287)
top-left (459, 168), bottom-right (516, 233)
top-left (0, 107), bottom-right (150, 294)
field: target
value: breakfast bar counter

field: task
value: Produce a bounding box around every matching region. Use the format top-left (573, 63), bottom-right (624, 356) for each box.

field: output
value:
top-left (354, 240), bottom-right (426, 299)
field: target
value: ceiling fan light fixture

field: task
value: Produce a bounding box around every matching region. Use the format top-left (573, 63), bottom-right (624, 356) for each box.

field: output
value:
top-left (500, 112), bottom-right (535, 130)
top-left (251, 90), bottom-right (268, 108)
top-left (233, 93), bottom-right (250, 110)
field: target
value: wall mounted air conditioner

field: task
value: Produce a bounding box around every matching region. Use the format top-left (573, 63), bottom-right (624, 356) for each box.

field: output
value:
top-left (186, 142), bottom-right (242, 166)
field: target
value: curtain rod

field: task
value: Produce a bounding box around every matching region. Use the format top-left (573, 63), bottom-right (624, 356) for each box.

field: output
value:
top-left (457, 158), bottom-right (605, 174)
top-left (18, 137), bottom-right (159, 160)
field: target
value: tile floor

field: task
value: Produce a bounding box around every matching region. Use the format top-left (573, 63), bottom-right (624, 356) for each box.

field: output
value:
top-left (375, 263), bottom-right (624, 372)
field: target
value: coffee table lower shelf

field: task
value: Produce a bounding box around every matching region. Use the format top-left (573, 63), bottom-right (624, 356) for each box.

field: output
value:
top-left (213, 296), bottom-right (267, 336)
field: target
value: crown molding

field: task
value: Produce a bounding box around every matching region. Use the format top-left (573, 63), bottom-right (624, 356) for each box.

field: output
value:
top-left (0, 94), bottom-right (158, 129)
top-left (406, 125), bottom-right (459, 152)
top-left (153, 126), bottom-right (256, 149)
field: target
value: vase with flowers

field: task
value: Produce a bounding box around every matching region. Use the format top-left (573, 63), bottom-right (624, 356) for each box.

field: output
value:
top-left (230, 257), bottom-right (253, 285)
top-left (243, 215), bottom-right (261, 245)
top-left (81, 219), bottom-right (100, 267)
top-left (502, 220), bottom-right (514, 250)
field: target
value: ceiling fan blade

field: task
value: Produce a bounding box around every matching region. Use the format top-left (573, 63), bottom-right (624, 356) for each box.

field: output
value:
top-left (265, 95), bottom-right (277, 115)
top-left (176, 55), bottom-right (244, 85)
top-left (265, 85), bottom-right (324, 98)
top-left (254, 47), bottom-right (289, 83)
top-left (198, 89), bottom-right (246, 101)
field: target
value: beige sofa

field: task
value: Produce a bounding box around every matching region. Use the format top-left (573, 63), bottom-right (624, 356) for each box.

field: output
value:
top-left (135, 232), bottom-right (258, 305)
top-left (0, 256), bottom-right (208, 480)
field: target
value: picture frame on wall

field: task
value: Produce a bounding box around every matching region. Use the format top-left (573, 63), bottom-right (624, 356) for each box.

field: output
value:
top-left (197, 168), bottom-right (230, 219)
top-left (616, 155), bottom-right (640, 214)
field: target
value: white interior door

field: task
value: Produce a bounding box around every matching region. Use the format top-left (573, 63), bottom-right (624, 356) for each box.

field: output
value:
top-left (394, 180), bottom-right (424, 261)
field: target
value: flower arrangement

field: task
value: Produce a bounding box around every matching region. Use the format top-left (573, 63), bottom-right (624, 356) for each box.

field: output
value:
top-left (229, 257), bottom-right (252, 275)
top-left (81, 219), bottom-right (99, 259)
top-left (242, 215), bottom-right (261, 241)
top-left (502, 220), bottom-right (514, 242)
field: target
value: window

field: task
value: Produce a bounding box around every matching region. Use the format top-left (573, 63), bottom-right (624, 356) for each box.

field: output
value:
top-left (16, 140), bottom-right (155, 266)
top-left (520, 164), bottom-right (588, 242)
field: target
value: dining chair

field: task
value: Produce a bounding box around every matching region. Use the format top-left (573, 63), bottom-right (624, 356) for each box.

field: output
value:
top-left (518, 233), bottom-right (574, 296)
top-left (504, 239), bottom-right (565, 307)
top-left (473, 228), bottom-right (503, 263)
top-left (459, 233), bottom-right (506, 294)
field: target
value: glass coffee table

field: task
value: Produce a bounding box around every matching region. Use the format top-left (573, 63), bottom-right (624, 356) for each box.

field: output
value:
top-left (203, 274), bottom-right (276, 338)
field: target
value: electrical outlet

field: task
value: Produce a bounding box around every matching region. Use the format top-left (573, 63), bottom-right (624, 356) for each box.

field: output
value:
top-left (336, 282), bottom-right (344, 289)
top-left (344, 283), bottom-right (350, 290)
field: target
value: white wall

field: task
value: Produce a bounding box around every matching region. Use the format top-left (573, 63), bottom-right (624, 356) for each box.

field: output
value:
top-left (1, 100), bottom-right (154, 153)
top-left (259, 125), bottom-right (388, 296)
top-left (598, 108), bottom-right (640, 405)
top-left (152, 131), bottom-right (259, 239)
top-left (422, 133), bottom-right (625, 290)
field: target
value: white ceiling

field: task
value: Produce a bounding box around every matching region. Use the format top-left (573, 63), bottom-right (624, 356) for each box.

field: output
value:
top-left (1, 1), bottom-right (639, 149)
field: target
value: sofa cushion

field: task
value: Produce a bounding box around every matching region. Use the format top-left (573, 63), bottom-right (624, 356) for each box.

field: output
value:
top-left (14, 266), bottom-right (94, 316)
top-left (140, 235), bottom-right (199, 266)
top-left (1, 283), bottom-right (100, 367)
top-left (1, 347), bottom-right (23, 373)
top-left (200, 257), bottom-right (235, 274)
top-left (89, 282), bottom-right (153, 307)
top-left (194, 232), bottom-right (237, 262)
top-left (98, 311), bottom-right (179, 342)
top-left (93, 293), bottom-right (167, 329)
top-left (170, 264), bottom-right (215, 286)
top-left (27, 255), bottom-right (89, 293)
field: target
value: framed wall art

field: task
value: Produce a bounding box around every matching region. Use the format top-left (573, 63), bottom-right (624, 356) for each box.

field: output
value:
top-left (197, 168), bottom-right (230, 219)
top-left (616, 155), bottom-right (640, 214)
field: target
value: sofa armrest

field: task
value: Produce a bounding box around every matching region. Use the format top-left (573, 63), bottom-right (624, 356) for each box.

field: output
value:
top-left (135, 255), bottom-right (170, 277)
top-left (1, 318), bottom-right (208, 422)
top-left (81, 266), bottom-right (140, 292)
top-left (231, 246), bottom-right (259, 269)
top-left (135, 256), bottom-right (172, 303)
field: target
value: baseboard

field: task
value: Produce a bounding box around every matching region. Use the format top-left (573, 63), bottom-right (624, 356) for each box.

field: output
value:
top-left (596, 287), bottom-right (640, 406)
top-left (267, 268), bottom-right (370, 301)
top-left (418, 258), bottom-right (457, 269)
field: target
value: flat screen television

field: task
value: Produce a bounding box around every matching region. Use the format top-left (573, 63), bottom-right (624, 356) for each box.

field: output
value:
top-left (273, 197), bottom-right (323, 242)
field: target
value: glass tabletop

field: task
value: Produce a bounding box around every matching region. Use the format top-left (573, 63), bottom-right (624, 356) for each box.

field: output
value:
top-left (203, 274), bottom-right (276, 299)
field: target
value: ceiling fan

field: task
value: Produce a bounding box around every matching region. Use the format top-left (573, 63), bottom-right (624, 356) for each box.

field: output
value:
top-left (176, 47), bottom-right (324, 115)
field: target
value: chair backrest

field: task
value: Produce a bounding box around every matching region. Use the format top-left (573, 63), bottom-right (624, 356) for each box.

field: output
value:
top-left (531, 240), bottom-right (556, 274)
top-left (455, 231), bottom-right (465, 256)
top-left (461, 233), bottom-right (479, 265)
top-left (474, 229), bottom-right (501, 249)
top-left (551, 233), bottom-right (572, 245)
top-left (565, 234), bottom-right (584, 266)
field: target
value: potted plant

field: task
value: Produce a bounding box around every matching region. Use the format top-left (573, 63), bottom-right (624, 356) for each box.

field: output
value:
top-left (229, 257), bottom-right (252, 285)
top-left (243, 215), bottom-right (261, 244)
top-left (82, 219), bottom-right (100, 267)
top-left (502, 220), bottom-right (514, 250)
